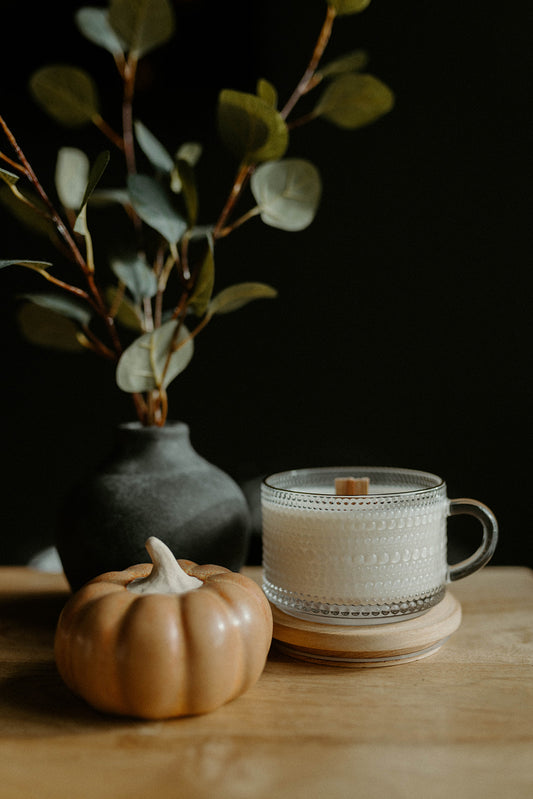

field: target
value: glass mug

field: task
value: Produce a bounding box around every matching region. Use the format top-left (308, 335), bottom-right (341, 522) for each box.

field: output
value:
top-left (261, 467), bottom-right (498, 625)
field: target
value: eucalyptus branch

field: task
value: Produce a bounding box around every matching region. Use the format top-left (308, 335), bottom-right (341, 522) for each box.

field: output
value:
top-left (0, 150), bottom-right (25, 173)
top-left (38, 271), bottom-right (91, 304)
top-left (280, 5), bottom-right (337, 121)
top-left (213, 8), bottom-right (337, 241)
top-left (92, 114), bottom-right (125, 151)
top-left (80, 325), bottom-right (116, 360)
top-left (173, 311), bottom-right (211, 352)
top-left (142, 296), bottom-right (154, 332)
top-left (287, 112), bottom-right (317, 131)
top-left (216, 206), bottom-right (262, 238)
top-left (213, 162), bottom-right (254, 240)
top-left (0, 114), bottom-right (123, 356)
top-left (122, 57), bottom-right (138, 175)
top-left (0, 114), bottom-right (93, 277)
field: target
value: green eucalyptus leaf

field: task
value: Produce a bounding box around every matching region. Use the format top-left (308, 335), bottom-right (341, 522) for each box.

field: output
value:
top-left (171, 143), bottom-right (203, 193)
top-left (208, 282), bottom-right (278, 316)
top-left (111, 253), bottom-right (158, 303)
top-left (109, 0), bottom-right (175, 58)
top-left (18, 292), bottom-right (92, 326)
top-left (257, 78), bottom-right (278, 108)
top-left (251, 159), bottom-right (322, 232)
top-left (173, 159), bottom-right (198, 225)
top-left (189, 247), bottom-right (214, 317)
top-left (319, 50), bottom-right (369, 79)
top-left (134, 120), bottom-right (173, 172)
top-left (314, 73), bottom-right (394, 129)
top-left (80, 151), bottom-right (111, 209)
top-left (55, 147), bottom-right (90, 210)
top-left (0, 167), bottom-right (19, 187)
top-left (106, 286), bottom-right (143, 331)
top-left (116, 319), bottom-right (194, 392)
top-left (89, 187), bottom-right (130, 206)
top-left (17, 302), bottom-right (86, 352)
top-left (0, 187), bottom-right (58, 240)
top-left (0, 259), bottom-right (52, 275)
top-left (127, 174), bottom-right (187, 245)
top-left (75, 7), bottom-right (125, 55)
top-left (74, 150), bottom-right (110, 233)
top-left (328, 0), bottom-right (372, 15)
top-left (217, 89), bottom-right (288, 163)
top-left (29, 65), bottom-right (100, 127)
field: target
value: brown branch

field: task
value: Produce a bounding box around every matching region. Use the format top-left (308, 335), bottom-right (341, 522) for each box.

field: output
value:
top-left (280, 5), bottom-right (337, 120)
top-left (0, 150), bottom-right (25, 173)
top-left (0, 114), bottom-right (123, 357)
top-left (213, 162), bottom-right (254, 240)
top-left (92, 114), bottom-right (125, 152)
top-left (122, 57), bottom-right (138, 174)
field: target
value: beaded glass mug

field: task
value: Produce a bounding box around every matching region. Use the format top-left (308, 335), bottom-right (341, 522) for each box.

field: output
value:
top-left (261, 467), bottom-right (498, 625)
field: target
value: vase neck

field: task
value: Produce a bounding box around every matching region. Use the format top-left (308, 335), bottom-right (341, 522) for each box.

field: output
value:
top-left (110, 421), bottom-right (194, 471)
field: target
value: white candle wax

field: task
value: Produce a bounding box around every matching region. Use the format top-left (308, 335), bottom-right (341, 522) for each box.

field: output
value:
top-left (262, 483), bottom-right (448, 607)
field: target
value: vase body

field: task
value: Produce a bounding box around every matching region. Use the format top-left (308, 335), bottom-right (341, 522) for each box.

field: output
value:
top-left (56, 422), bottom-right (251, 591)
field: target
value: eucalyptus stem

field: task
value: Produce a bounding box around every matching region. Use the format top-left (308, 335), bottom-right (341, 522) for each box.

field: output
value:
top-left (217, 206), bottom-right (262, 238)
top-left (93, 114), bottom-right (124, 151)
top-left (213, 162), bottom-right (254, 239)
top-left (122, 57), bottom-right (138, 175)
top-left (280, 5), bottom-right (337, 120)
top-left (0, 150), bottom-right (24, 172)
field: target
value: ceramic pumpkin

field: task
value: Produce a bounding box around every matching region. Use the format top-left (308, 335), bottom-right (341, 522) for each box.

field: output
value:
top-left (54, 537), bottom-right (273, 719)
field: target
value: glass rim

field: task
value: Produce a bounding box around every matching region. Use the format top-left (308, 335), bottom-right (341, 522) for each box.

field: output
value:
top-left (262, 466), bottom-right (445, 498)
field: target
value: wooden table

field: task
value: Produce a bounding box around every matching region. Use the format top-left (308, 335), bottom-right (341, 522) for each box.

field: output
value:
top-left (0, 566), bottom-right (531, 799)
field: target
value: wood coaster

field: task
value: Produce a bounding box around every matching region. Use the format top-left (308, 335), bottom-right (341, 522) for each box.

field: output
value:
top-left (271, 592), bottom-right (462, 667)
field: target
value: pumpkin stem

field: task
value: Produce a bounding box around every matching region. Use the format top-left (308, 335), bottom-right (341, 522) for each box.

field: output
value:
top-left (127, 537), bottom-right (203, 595)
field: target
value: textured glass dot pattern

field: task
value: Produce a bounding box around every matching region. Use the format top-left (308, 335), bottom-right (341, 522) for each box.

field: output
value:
top-left (262, 467), bottom-right (450, 624)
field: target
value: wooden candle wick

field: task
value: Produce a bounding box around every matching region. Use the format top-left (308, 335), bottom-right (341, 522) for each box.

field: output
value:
top-left (335, 476), bottom-right (370, 496)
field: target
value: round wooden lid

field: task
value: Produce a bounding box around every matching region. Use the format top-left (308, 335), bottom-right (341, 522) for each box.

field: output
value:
top-left (271, 591), bottom-right (462, 667)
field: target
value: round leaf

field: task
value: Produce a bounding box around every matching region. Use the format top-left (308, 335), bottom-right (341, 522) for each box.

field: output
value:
top-left (217, 90), bottom-right (288, 163)
top-left (314, 73), bottom-right (394, 129)
top-left (251, 159), bottom-right (322, 232)
top-left (18, 292), bottom-right (92, 327)
top-left (208, 283), bottom-right (278, 316)
top-left (327, 0), bottom-right (372, 15)
top-left (189, 248), bottom-right (214, 317)
top-left (106, 286), bottom-right (143, 332)
top-left (116, 319), bottom-right (194, 392)
top-left (256, 78), bottom-right (278, 108)
top-left (109, 0), bottom-right (175, 58)
top-left (55, 147), bottom-right (90, 210)
top-left (0, 187), bottom-right (59, 240)
top-left (75, 8), bottom-right (125, 55)
top-left (319, 50), bottom-right (369, 79)
top-left (29, 66), bottom-right (100, 127)
top-left (17, 303), bottom-right (86, 352)
top-left (111, 254), bottom-right (158, 303)
top-left (134, 120), bottom-right (174, 172)
top-left (127, 174), bottom-right (187, 245)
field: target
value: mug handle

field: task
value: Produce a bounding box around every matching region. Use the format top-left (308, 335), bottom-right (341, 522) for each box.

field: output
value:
top-left (447, 498), bottom-right (499, 582)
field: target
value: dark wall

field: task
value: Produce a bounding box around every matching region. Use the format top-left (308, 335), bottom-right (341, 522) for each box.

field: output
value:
top-left (0, 1), bottom-right (530, 566)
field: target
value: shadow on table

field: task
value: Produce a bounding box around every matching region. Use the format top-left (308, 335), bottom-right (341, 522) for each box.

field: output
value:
top-left (0, 591), bottom-right (139, 737)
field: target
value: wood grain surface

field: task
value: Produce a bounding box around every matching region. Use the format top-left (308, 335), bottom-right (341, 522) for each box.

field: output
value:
top-left (0, 566), bottom-right (532, 799)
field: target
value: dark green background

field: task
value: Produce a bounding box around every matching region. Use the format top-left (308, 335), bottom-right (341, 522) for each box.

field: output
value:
top-left (0, 1), bottom-right (530, 566)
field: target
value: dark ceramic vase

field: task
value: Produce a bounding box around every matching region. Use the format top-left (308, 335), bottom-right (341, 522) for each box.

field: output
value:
top-left (56, 421), bottom-right (251, 591)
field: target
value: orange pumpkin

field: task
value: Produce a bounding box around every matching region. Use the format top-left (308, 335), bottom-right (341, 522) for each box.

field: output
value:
top-left (54, 537), bottom-right (273, 719)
